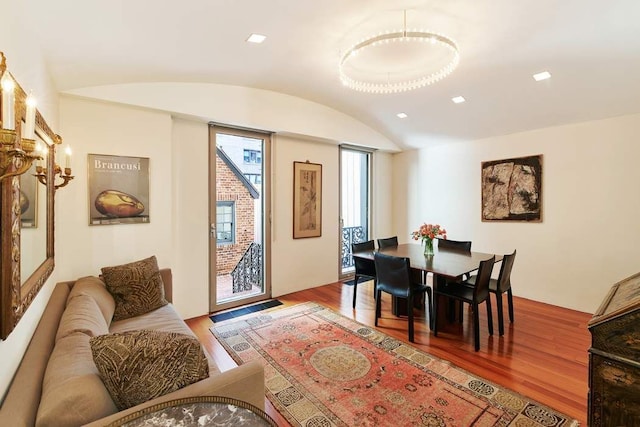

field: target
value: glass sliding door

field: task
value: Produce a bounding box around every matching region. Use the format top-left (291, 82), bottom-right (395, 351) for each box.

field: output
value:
top-left (340, 146), bottom-right (372, 278)
top-left (209, 125), bottom-right (271, 313)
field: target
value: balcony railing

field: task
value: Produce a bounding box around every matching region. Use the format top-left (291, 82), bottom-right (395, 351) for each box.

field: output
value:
top-left (231, 242), bottom-right (262, 293)
top-left (341, 225), bottom-right (367, 269)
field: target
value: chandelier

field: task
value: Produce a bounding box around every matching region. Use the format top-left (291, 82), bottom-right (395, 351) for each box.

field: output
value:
top-left (339, 11), bottom-right (459, 94)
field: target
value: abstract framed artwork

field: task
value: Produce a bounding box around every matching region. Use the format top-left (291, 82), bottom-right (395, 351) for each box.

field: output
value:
top-left (293, 161), bottom-right (322, 238)
top-left (481, 154), bottom-right (542, 222)
top-left (88, 154), bottom-right (150, 225)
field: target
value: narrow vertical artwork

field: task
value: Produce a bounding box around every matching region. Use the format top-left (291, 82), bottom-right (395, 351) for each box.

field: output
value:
top-left (293, 161), bottom-right (322, 238)
top-left (481, 154), bottom-right (542, 222)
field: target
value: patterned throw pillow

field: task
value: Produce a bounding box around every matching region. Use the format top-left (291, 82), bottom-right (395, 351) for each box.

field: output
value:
top-left (101, 255), bottom-right (168, 321)
top-left (89, 330), bottom-right (210, 410)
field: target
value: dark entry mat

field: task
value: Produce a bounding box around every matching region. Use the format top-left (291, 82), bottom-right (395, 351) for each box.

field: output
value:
top-left (210, 299), bottom-right (283, 323)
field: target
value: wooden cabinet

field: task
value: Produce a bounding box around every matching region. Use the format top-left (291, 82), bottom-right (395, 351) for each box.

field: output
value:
top-left (588, 272), bottom-right (640, 426)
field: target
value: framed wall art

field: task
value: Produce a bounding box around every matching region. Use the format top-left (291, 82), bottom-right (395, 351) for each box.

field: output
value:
top-left (293, 161), bottom-right (322, 238)
top-left (88, 154), bottom-right (150, 225)
top-left (481, 154), bottom-right (542, 222)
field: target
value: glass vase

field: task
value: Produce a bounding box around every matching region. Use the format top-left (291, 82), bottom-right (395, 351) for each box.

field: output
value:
top-left (423, 238), bottom-right (434, 256)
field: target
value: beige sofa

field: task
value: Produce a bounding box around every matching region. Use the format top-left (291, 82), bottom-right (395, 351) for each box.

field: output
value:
top-left (0, 269), bottom-right (265, 426)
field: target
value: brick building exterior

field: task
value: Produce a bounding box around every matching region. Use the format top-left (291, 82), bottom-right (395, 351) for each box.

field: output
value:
top-left (216, 148), bottom-right (259, 274)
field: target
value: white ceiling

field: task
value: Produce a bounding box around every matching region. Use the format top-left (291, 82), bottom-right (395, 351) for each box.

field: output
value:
top-left (27, 0), bottom-right (640, 149)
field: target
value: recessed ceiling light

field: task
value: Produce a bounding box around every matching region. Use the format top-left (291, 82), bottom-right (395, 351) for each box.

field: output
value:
top-left (397, 112), bottom-right (408, 119)
top-left (533, 71), bottom-right (551, 81)
top-left (246, 33), bottom-right (266, 44)
top-left (451, 96), bottom-right (466, 104)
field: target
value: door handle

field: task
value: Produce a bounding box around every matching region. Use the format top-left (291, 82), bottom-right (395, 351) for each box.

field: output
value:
top-left (210, 223), bottom-right (216, 237)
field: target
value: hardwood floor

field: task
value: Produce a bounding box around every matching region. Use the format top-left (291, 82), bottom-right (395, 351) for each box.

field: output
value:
top-left (186, 280), bottom-right (591, 426)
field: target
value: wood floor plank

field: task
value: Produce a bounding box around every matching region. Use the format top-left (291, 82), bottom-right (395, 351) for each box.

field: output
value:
top-left (186, 280), bottom-right (590, 426)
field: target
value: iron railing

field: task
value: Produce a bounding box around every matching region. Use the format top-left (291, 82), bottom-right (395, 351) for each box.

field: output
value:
top-left (341, 225), bottom-right (366, 269)
top-left (231, 242), bottom-right (262, 293)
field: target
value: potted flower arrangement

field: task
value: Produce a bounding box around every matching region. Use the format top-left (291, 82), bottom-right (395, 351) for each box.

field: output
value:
top-left (411, 223), bottom-right (446, 256)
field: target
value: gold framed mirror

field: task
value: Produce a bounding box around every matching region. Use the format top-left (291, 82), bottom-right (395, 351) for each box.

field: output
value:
top-left (1, 54), bottom-right (57, 339)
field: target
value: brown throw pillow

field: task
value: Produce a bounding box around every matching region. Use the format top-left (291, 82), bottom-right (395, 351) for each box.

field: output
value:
top-left (101, 255), bottom-right (168, 321)
top-left (89, 330), bottom-right (209, 410)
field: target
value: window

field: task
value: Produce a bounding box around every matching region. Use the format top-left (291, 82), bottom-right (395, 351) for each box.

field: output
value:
top-left (243, 149), bottom-right (262, 164)
top-left (244, 173), bottom-right (262, 185)
top-left (216, 201), bottom-right (235, 244)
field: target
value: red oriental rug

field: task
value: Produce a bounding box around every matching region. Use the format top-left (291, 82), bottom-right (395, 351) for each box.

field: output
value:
top-left (211, 302), bottom-right (579, 427)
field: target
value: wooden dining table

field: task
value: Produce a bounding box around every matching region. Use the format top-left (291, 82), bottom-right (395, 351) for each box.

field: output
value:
top-left (352, 243), bottom-right (503, 318)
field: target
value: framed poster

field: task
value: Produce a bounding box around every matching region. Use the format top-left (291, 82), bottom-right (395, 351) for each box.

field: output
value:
top-left (481, 154), bottom-right (542, 222)
top-left (293, 161), bottom-right (322, 238)
top-left (19, 162), bottom-right (38, 228)
top-left (88, 154), bottom-right (150, 225)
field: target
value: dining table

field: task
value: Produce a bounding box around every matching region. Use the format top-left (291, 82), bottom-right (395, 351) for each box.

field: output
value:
top-left (352, 243), bottom-right (503, 319)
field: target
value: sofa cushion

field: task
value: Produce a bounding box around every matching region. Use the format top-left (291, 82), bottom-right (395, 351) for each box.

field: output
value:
top-left (100, 255), bottom-right (168, 321)
top-left (56, 294), bottom-right (109, 341)
top-left (69, 276), bottom-right (116, 325)
top-left (90, 330), bottom-right (209, 410)
top-left (36, 333), bottom-right (118, 427)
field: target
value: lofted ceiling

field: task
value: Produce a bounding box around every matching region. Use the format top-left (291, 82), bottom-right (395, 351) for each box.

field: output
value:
top-left (25, 0), bottom-right (640, 149)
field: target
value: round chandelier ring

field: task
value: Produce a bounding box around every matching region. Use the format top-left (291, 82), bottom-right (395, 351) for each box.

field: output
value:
top-left (339, 30), bottom-right (460, 94)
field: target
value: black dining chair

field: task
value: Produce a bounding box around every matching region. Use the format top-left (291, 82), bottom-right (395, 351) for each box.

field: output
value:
top-left (465, 250), bottom-right (517, 336)
top-left (377, 236), bottom-right (398, 249)
top-left (350, 240), bottom-right (377, 309)
top-left (437, 238), bottom-right (472, 252)
top-left (437, 238), bottom-right (473, 319)
top-left (434, 256), bottom-right (495, 351)
top-left (373, 252), bottom-right (433, 342)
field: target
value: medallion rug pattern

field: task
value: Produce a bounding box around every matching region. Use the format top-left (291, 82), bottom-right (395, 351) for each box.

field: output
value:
top-left (211, 302), bottom-right (578, 427)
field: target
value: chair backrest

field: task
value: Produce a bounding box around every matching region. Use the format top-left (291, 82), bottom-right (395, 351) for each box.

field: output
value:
top-left (437, 238), bottom-right (472, 252)
top-left (352, 240), bottom-right (376, 277)
top-left (472, 256), bottom-right (495, 303)
top-left (373, 252), bottom-right (411, 297)
top-left (496, 249), bottom-right (516, 292)
top-left (377, 236), bottom-right (398, 249)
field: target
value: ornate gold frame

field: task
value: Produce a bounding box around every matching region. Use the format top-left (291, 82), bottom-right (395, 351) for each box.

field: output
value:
top-left (0, 54), bottom-right (56, 339)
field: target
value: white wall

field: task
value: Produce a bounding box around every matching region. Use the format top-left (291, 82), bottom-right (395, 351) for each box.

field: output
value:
top-left (56, 98), bottom-right (395, 319)
top-left (393, 113), bottom-right (640, 313)
top-left (270, 135), bottom-right (340, 295)
top-left (56, 98), bottom-right (174, 287)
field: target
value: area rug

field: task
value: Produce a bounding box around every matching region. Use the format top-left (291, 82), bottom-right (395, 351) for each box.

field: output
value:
top-left (211, 302), bottom-right (579, 427)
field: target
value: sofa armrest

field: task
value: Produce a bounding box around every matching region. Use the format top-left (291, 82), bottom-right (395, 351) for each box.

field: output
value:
top-left (82, 361), bottom-right (265, 426)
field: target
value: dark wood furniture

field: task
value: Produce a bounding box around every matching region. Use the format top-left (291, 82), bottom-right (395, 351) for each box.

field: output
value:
top-left (353, 244), bottom-right (501, 318)
top-left (587, 271), bottom-right (640, 426)
top-left (373, 252), bottom-right (433, 341)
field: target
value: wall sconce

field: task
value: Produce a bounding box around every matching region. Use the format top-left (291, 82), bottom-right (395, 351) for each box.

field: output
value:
top-left (34, 137), bottom-right (74, 190)
top-left (1, 58), bottom-right (42, 181)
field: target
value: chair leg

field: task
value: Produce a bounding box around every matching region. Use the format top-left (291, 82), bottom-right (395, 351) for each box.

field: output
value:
top-left (507, 289), bottom-right (514, 323)
top-left (426, 289), bottom-right (434, 330)
top-left (433, 292), bottom-right (438, 336)
top-left (473, 303), bottom-right (480, 351)
top-left (375, 290), bottom-right (381, 326)
top-left (495, 292), bottom-right (504, 336)
top-left (408, 296), bottom-right (414, 343)
top-left (486, 297), bottom-right (493, 336)
top-left (352, 275), bottom-right (359, 309)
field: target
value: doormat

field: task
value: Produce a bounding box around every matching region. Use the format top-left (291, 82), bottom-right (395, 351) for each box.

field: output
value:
top-left (210, 299), bottom-right (282, 323)
top-left (342, 276), bottom-right (373, 287)
top-left (211, 302), bottom-right (579, 427)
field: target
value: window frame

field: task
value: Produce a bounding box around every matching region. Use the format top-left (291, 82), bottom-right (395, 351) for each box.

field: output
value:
top-left (216, 201), bottom-right (235, 244)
